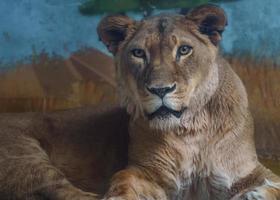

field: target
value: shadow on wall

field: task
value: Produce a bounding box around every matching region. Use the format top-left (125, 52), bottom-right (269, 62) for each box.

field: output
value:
top-left (0, 48), bottom-right (117, 112)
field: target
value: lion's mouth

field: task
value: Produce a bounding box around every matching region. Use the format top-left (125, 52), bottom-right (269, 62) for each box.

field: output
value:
top-left (147, 106), bottom-right (184, 120)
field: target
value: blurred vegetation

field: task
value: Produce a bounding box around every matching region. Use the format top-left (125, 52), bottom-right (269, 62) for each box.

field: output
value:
top-left (227, 55), bottom-right (280, 174)
top-left (79, 0), bottom-right (237, 15)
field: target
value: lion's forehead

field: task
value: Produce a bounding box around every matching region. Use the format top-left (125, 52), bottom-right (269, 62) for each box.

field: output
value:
top-left (139, 15), bottom-right (184, 37)
top-left (142, 14), bottom-right (181, 29)
top-left (128, 15), bottom-right (200, 49)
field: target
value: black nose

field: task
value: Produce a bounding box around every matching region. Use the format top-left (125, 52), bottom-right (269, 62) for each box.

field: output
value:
top-left (146, 84), bottom-right (176, 98)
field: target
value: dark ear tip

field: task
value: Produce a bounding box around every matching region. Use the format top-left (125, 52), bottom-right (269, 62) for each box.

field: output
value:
top-left (187, 3), bottom-right (228, 27)
top-left (187, 3), bottom-right (226, 16)
top-left (97, 14), bottom-right (134, 55)
top-left (97, 14), bottom-right (121, 32)
top-left (186, 4), bottom-right (228, 46)
top-left (97, 14), bottom-right (133, 36)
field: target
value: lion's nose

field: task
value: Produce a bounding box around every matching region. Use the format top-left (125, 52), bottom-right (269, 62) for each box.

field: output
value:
top-left (146, 83), bottom-right (176, 98)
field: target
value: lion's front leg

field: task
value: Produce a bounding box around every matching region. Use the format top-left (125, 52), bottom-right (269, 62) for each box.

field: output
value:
top-left (231, 165), bottom-right (280, 200)
top-left (232, 179), bottom-right (280, 200)
top-left (104, 167), bottom-right (168, 200)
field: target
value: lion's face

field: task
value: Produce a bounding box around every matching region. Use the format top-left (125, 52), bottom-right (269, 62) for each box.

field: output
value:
top-left (98, 5), bottom-right (227, 130)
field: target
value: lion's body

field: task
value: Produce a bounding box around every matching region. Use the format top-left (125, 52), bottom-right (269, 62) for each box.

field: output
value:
top-left (97, 5), bottom-right (280, 200)
top-left (123, 56), bottom-right (280, 200)
top-left (0, 106), bottom-right (129, 199)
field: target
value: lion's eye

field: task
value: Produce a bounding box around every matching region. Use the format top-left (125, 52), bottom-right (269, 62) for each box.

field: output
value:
top-left (131, 49), bottom-right (146, 58)
top-left (177, 45), bottom-right (193, 57)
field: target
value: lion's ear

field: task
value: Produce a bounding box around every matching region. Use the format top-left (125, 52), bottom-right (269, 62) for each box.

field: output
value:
top-left (97, 15), bottom-right (134, 55)
top-left (186, 4), bottom-right (227, 46)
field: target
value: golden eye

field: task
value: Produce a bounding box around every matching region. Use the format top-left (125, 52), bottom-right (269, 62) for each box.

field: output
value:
top-left (177, 45), bottom-right (192, 56)
top-left (131, 49), bottom-right (146, 58)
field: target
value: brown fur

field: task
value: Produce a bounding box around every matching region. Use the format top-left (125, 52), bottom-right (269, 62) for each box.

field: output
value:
top-left (0, 106), bottom-right (129, 199)
top-left (98, 4), bottom-right (280, 200)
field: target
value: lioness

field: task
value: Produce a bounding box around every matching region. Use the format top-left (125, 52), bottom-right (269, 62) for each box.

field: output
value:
top-left (97, 4), bottom-right (280, 200)
top-left (0, 4), bottom-right (280, 200)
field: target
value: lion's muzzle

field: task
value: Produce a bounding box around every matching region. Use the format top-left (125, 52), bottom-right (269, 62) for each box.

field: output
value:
top-left (143, 83), bottom-right (186, 119)
top-left (146, 84), bottom-right (176, 99)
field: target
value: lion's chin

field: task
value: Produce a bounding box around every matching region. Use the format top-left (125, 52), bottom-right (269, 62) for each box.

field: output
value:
top-left (145, 106), bottom-right (185, 131)
top-left (147, 115), bottom-right (182, 131)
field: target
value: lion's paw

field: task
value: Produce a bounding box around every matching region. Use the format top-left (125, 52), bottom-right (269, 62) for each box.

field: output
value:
top-left (103, 195), bottom-right (148, 200)
top-left (241, 188), bottom-right (266, 200)
top-left (103, 197), bottom-right (142, 200)
top-left (233, 179), bottom-right (280, 200)
top-left (104, 197), bottom-right (126, 200)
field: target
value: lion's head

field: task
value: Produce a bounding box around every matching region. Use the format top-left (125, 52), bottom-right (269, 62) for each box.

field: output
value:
top-left (98, 4), bottom-right (227, 131)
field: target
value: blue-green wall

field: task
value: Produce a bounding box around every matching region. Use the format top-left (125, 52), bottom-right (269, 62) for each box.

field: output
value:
top-left (0, 0), bottom-right (279, 66)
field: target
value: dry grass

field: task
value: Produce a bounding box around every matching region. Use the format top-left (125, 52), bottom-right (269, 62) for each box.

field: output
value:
top-left (227, 55), bottom-right (280, 172)
top-left (260, 159), bottom-right (280, 176)
top-left (0, 50), bottom-right (117, 113)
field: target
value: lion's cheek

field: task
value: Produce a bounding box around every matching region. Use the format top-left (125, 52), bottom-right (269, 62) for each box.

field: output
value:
top-left (180, 84), bottom-right (197, 108)
top-left (117, 73), bottom-right (146, 117)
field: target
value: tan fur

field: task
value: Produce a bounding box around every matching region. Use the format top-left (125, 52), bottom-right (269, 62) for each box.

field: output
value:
top-left (0, 106), bottom-right (130, 199)
top-left (98, 4), bottom-right (280, 200)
